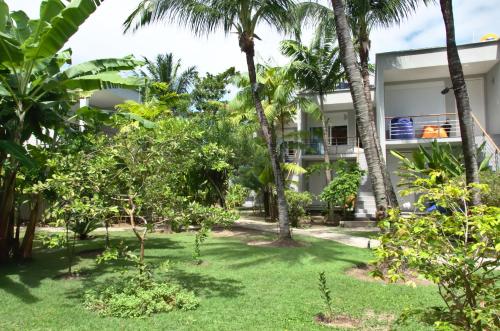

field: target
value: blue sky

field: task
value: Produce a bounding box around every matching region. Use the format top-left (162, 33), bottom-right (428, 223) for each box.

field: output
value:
top-left (6, 0), bottom-right (500, 75)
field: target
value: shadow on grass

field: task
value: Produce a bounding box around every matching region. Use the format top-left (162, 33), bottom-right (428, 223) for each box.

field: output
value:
top-left (1, 228), bottom-right (367, 304)
top-left (196, 236), bottom-right (369, 270)
top-left (0, 233), bottom-right (182, 303)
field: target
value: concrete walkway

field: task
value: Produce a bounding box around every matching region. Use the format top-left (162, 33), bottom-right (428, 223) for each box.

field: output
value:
top-left (235, 217), bottom-right (380, 249)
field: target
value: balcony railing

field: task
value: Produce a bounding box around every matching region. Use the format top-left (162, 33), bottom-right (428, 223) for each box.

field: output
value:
top-left (302, 137), bottom-right (361, 157)
top-left (385, 113), bottom-right (460, 141)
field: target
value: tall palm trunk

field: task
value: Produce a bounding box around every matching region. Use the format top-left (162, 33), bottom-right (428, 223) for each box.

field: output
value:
top-left (331, 0), bottom-right (389, 216)
top-left (241, 34), bottom-right (291, 240)
top-left (439, 0), bottom-right (480, 205)
top-left (318, 92), bottom-right (333, 183)
top-left (358, 31), bottom-right (399, 208)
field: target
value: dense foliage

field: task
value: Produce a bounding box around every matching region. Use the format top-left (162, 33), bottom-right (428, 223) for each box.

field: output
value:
top-left (0, 0), bottom-right (142, 261)
top-left (374, 176), bottom-right (499, 330)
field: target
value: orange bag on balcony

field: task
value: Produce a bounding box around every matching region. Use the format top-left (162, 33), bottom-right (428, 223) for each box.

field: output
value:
top-left (421, 125), bottom-right (448, 138)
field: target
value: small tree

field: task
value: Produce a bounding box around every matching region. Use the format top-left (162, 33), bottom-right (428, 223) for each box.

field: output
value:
top-left (285, 190), bottom-right (313, 227)
top-left (373, 177), bottom-right (499, 330)
top-left (320, 160), bottom-right (364, 218)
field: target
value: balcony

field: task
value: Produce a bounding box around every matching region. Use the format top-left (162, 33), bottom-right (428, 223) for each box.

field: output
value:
top-left (385, 113), bottom-right (461, 146)
top-left (301, 136), bottom-right (362, 158)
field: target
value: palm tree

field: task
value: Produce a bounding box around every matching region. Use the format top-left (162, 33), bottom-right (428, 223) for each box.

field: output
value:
top-left (295, 1), bottom-right (402, 208)
top-left (439, 0), bottom-right (480, 205)
top-left (142, 52), bottom-right (198, 94)
top-left (124, 0), bottom-right (296, 240)
top-left (230, 65), bottom-right (310, 219)
top-left (330, 0), bottom-right (390, 216)
top-left (281, 38), bottom-right (343, 184)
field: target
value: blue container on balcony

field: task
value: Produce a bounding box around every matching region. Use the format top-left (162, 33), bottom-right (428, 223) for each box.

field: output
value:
top-left (390, 117), bottom-right (415, 139)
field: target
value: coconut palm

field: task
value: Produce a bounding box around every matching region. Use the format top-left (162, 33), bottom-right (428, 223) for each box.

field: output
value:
top-left (301, 0), bottom-right (425, 208)
top-left (439, 0), bottom-right (480, 205)
top-left (281, 38), bottom-right (343, 184)
top-left (229, 65), bottom-right (309, 219)
top-left (330, 0), bottom-right (391, 216)
top-left (124, 0), bottom-right (297, 240)
top-left (141, 52), bottom-right (198, 94)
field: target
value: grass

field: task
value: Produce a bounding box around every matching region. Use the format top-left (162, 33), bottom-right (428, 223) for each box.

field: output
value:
top-left (0, 229), bottom-right (442, 331)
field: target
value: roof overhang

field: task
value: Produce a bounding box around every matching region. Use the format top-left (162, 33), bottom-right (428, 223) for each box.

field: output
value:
top-left (376, 40), bottom-right (500, 83)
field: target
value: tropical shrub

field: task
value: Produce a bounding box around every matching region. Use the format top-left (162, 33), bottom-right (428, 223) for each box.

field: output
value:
top-left (70, 217), bottom-right (102, 240)
top-left (84, 272), bottom-right (198, 318)
top-left (373, 176), bottom-right (500, 330)
top-left (285, 190), bottom-right (313, 227)
top-left (225, 183), bottom-right (249, 209)
top-left (480, 170), bottom-right (500, 206)
top-left (320, 160), bottom-right (364, 217)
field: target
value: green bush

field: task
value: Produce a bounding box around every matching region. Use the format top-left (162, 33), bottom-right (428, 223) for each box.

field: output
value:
top-left (320, 160), bottom-right (364, 216)
top-left (285, 190), bottom-right (312, 227)
top-left (480, 170), bottom-right (500, 206)
top-left (84, 273), bottom-right (199, 318)
top-left (225, 183), bottom-right (249, 209)
top-left (374, 177), bottom-right (499, 330)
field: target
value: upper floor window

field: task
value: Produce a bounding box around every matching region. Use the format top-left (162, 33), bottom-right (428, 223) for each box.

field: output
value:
top-left (329, 125), bottom-right (348, 145)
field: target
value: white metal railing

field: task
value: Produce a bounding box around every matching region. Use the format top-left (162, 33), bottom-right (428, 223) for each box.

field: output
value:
top-left (302, 136), bottom-right (361, 157)
top-left (471, 113), bottom-right (500, 171)
top-left (385, 113), bottom-right (460, 140)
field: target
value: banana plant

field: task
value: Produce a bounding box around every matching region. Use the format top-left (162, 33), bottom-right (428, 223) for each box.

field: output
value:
top-left (0, 0), bottom-right (143, 262)
top-left (391, 140), bottom-right (491, 187)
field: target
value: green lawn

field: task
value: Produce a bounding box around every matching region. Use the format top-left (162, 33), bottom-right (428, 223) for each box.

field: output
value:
top-left (0, 230), bottom-right (441, 331)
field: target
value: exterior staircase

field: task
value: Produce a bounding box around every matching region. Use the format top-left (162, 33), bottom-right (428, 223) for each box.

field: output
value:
top-left (472, 114), bottom-right (500, 171)
top-left (354, 151), bottom-right (377, 220)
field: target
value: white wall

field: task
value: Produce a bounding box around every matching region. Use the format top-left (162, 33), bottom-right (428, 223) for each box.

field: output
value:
top-left (486, 62), bottom-right (500, 138)
top-left (384, 81), bottom-right (446, 118)
top-left (386, 151), bottom-right (417, 209)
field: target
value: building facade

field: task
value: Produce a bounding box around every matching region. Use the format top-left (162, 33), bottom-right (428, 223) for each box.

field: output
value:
top-left (287, 40), bottom-right (500, 219)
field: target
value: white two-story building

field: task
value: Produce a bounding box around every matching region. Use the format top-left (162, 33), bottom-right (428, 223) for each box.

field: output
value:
top-left (286, 39), bottom-right (500, 219)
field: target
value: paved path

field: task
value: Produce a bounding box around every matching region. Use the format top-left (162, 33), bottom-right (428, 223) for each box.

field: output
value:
top-left (235, 217), bottom-right (380, 249)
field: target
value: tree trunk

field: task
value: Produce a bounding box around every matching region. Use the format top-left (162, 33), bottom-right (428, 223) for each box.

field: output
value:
top-left (263, 188), bottom-right (271, 217)
top-left (331, 0), bottom-right (389, 216)
top-left (0, 170), bottom-right (17, 262)
top-left (133, 227), bottom-right (147, 264)
top-left (440, 0), bottom-right (480, 205)
top-left (20, 193), bottom-right (43, 260)
top-left (319, 93), bottom-right (333, 183)
top-left (241, 34), bottom-right (291, 240)
top-left (359, 32), bottom-right (399, 208)
top-left (319, 92), bottom-right (335, 221)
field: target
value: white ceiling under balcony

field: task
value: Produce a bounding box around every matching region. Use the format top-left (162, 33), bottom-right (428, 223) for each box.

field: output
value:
top-left (384, 60), bottom-right (498, 82)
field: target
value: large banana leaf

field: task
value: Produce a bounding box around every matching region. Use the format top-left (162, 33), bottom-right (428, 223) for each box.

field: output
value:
top-left (0, 0), bottom-right (9, 31)
top-left (10, 11), bottom-right (31, 42)
top-left (62, 55), bottom-right (144, 79)
top-left (0, 31), bottom-right (23, 66)
top-left (0, 140), bottom-right (37, 169)
top-left (25, 0), bottom-right (104, 60)
top-left (61, 71), bottom-right (144, 91)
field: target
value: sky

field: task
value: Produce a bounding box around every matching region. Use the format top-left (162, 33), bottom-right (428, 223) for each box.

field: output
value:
top-left (6, 0), bottom-right (500, 75)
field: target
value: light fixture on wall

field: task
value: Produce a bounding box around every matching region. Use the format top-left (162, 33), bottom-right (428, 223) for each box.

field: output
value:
top-left (441, 86), bottom-right (454, 95)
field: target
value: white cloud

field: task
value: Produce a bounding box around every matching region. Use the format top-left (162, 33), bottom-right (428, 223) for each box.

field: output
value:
top-left (6, 0), bottom-right (500, 72)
